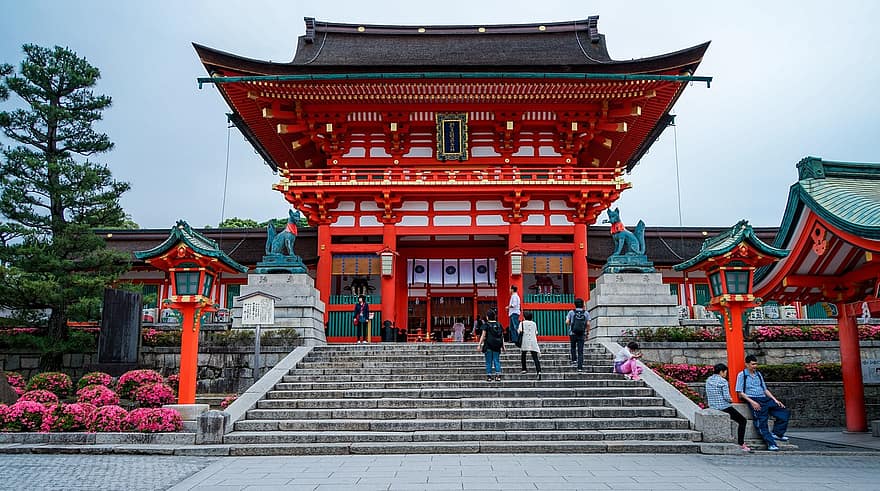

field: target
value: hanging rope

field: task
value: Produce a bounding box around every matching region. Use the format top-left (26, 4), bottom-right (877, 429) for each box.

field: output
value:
top-left (220, 119), bottom-right (232, 227)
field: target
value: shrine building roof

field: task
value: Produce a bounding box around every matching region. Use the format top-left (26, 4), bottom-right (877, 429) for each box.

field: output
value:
top-left (195, 16), bottom-right (709, 75)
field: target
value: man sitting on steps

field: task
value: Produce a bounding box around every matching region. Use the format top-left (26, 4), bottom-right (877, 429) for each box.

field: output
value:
top-left (735, 354), bottom-right (790, 451)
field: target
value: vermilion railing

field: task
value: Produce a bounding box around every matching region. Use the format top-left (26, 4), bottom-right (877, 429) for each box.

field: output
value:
top-left (278, 166), bottom-right (624, 186)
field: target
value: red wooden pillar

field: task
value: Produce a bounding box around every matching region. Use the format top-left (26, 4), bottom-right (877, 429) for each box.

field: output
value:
top-left (380, 223), bottom-right (397, 339)
top-left (573, 222), bottom-right (589, 301)
top-left (315, 223), bottom-right (332, 326)
top-left (723, 304), bottom-right (747, 403)
top-left (177, 305), bottom-right (200, 404)
top-left (838, 302), bottom-right (868, 432)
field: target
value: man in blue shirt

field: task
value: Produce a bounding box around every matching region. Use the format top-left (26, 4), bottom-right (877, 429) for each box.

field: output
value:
top-left (735, 354), bottom-right (790, 450)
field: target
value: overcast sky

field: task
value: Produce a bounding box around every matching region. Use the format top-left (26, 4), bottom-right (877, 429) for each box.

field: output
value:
top-left (2, 1), bottom-right (878, 230)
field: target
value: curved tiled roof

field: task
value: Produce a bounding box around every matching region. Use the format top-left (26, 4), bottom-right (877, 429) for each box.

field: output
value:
top-left (134, 220), bottom-right (249, 273)
top-left (195, 16), bottom-right (709, 75)
top-left (673, 220), bottom-right (789, 271)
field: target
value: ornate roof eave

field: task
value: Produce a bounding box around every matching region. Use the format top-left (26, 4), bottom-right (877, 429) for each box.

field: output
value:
top-left (673, 219), bottom-right (789, 272)
top-left (134, 220), bottom-right (249, 273)
top-left (193, 41), bottom-right (710, 78)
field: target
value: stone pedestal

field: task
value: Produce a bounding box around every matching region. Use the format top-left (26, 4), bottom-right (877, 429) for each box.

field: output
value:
top-left (232, 273), bottom-right (327, 346)
top-left (587, 272), bottom-right (679, 339)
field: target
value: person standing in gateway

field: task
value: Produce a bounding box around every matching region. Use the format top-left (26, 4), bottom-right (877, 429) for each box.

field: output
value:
top-left (506, 285), bottom-right (521, 345)
top-left (353, 295), bottom-right (370, 344)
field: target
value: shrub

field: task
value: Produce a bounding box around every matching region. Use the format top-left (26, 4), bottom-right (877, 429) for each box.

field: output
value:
top-left (25, 372), bottom-right (73, 398)
top-left (87, 405), bottom-right (129, 432)
top-left (77, 384), bottom-right (120, 407)
top-left (132, 383), bottom-right (176, 408)
top-left (76, 372), bottom-right (113, 391)
top-left (859, 324), bottom-right (880, 340)
top-left (620, 326), bottom-right (724, 342)
top-left (116, 369), bottom-right (164, 399)
top-left (18, 389), bottom-right (60, 405)
top-left (141, 328), bottom-right (181, 347)
top-left (165, 374), bottom-right (179, 392)
top-left (40, 403), bottom-right (95, 432)
top-left (1, 400), bottom-right (48, 432)
top-left (220, 394), bottom-right (237, 410)
top-left (647, 363), bottom-right (713, 383)
top-left (3, 372), bottom-right (26, 395)
top-left (125, 407), bottom-right (182, 432)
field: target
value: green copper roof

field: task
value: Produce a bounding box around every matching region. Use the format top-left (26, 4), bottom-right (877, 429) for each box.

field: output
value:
top-left (674, 220), bottom-right (789, 271)
top-left (134, 220), bottom-right (249, 273)
top-left (773, 157), bottom-right (880, 245)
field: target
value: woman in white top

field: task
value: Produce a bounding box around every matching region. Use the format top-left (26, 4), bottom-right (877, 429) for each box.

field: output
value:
top-left (517, 311), bottom-right (542, 380)
top-left (452, 318), bottom-right (465, 342)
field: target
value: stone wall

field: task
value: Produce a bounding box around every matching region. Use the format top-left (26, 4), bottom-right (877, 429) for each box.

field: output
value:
top-left (691, 382), bottom-right (880, 428)
top-left (637, 341), bottom-right (880, 365)
top-left (0, 346), bottom-right (293, 393)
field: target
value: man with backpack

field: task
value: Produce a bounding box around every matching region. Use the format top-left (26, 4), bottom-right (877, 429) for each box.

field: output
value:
top-left (566, 298), bottom-right (591, 372)
top-left (477, 309), bottom-right (505, 381)
top-left (735, 354), bottom-right (790, 451)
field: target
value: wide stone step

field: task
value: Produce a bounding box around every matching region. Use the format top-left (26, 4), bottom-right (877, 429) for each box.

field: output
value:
top-left (244, 406), bottom-right (677, 420)
top-left (265, 386), bottom-right (653, 399)
top-left (288, 366), bottom-right (613, 376)
top-left (223, 428), bottom-right (700, 444)
top-left (224, 440), bottom-right (701, 456)
top-left (279, 373), bottom-right (623, 383)
top-left (233, 417), bottom-right (691, 432)
top-left (273, 378), bottom-right (630, 390)
top-left (295, 359), bottom-right (608, 368)
top-left (256, 396), bottom-right (665, 410)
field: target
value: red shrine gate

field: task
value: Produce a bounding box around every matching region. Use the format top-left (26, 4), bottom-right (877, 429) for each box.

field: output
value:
top-left (196, 16), bottom-right (710, 341)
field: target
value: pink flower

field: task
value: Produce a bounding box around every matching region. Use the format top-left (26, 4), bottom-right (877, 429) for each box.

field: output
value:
top-left (76, 384), bottom-right (120, 407)
top-left (87, 405), bottom-right (129, 432)
top-left (76, 372), bottom-right (114, 391)
top-left (132, 383), bottom-right (176, 408)
top-left (125, 407), bottom-right (183, 433)
top-left (1, 400), bottom-right (47, 432)
top-left (116, 369), bottom-right (164, 399)
top-left (4, 372), bottom-right (26, 394)
top-left (19, 389), bottom-right (59, 405)
top-left (220, 394), bottom-right (237, 410)
top-left (25, 372), bottom-right (73, 398)
top-left (40, 403), bottom-right (96, 432)
top-left (165, 374), bottom-right (180, 392)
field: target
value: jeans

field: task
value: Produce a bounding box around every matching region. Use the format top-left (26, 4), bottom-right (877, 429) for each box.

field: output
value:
top-left (520, 351), bottom-right (541, 373)
top-left (484, 350), bottom-right (501, 375)
top-left (508, 313), bottom-right (520, 343)
top-left (749, 396), bottom-right (790, 445)
top-left (569, 333), bottom-right (585, 369)
top-left (355, 321), bottom-right (368, 341)
top-left (721, 406), bottom-right (747, 445)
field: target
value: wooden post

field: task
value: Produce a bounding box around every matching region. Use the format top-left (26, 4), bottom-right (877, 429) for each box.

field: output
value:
top-left (177, 305), bottom-right (199, 405)
top-left (838, 302), bottom-right (868, 432)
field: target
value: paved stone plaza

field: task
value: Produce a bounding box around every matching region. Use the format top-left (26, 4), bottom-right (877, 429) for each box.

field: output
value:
top-left (2, 451), bottom-right (880, 490)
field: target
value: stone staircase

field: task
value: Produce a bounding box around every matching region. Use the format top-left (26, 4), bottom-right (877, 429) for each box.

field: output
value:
top-left (222, 343), bottom-right (702, 455)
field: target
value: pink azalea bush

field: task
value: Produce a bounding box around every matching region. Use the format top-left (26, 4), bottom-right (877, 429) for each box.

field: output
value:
top-left (1, 400), bottom-right (48, 432)
top-left (40, 403), bottom-right (95, 432)
top-left (132, 383), bottom-right (175, 407)
top-left (125, 407), bottom-right (182, 433)
top-left (649, 363), bottom-right (713, 383)
top-left (76, 371), bottom-right (113, 391)
top-left (749, 325), bottom-right (837, 342)
top-left (3, 372), bottom-right (26, 396)
top-left (87, 405), bottom-right (129, 432)
top-left (25, 372), bottom-right (73, 398)
top-left (18, 389), bottom-right (60, 405)
top-left (220, 394), bottom-right (237, 410)
top-left (116, 369), bottom-right (164, 399)
top-left (76, 384), bottom-right (120, 407)
top-left (859, 324), bottom-right (880, 340)
top-left (165, 374), bottom-right (179, 392)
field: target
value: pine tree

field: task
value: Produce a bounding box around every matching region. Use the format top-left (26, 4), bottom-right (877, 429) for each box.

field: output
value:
top-left (0, 45), bottom-right (131, 339)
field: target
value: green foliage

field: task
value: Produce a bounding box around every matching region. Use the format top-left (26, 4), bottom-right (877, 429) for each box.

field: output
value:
top-left (0, 44), bottom-right (131, 338)
top-left (218, 217), bottom-right (260, 228)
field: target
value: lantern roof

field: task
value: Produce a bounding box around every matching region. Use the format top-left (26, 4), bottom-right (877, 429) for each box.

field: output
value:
top-left (673, 220), bottom-right (789, 272)
top-left (134, 220), bottom-right (249, 273)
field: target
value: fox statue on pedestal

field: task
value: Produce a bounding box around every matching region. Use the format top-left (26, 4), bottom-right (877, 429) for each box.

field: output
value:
top-left (604, 207), bottom-right (646, 257)
top-left (266, 209), bottom-right (303, 257)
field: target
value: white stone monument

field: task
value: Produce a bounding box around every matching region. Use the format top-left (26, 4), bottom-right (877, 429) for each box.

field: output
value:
top-left (232, 273), bottom-right (326, 346)
top-left (587, 272), bottom-right (680, 339)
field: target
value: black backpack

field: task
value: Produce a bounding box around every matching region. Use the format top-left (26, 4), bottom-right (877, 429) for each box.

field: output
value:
top-left (484, 321), bottom-right (504, 351)
top-left (571, 309), bottom-right (588, 335)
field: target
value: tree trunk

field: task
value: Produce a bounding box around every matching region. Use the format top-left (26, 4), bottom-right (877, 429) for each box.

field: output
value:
top-left (48, 306), bottom-right (69, 340)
